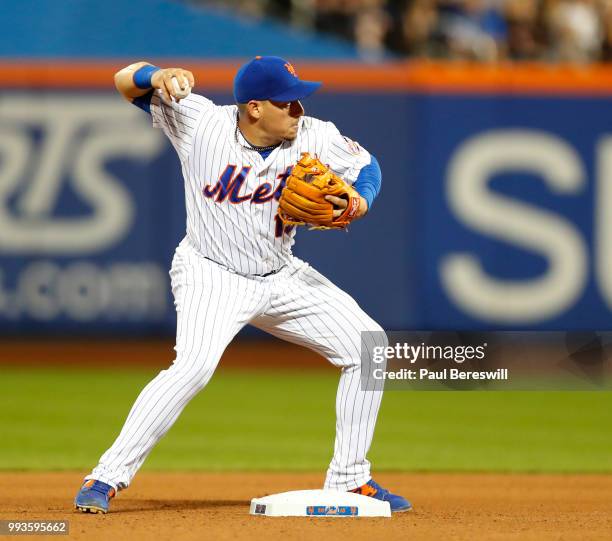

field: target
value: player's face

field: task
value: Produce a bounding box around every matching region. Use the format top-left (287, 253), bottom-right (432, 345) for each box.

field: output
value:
top-left (261, 100), bottom-right (304, 141)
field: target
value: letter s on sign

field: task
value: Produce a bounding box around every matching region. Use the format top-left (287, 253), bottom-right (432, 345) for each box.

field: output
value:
top-left (0, 96), bottom-right (164, 255)
top-left (441, 130), bottom-right (588, 324)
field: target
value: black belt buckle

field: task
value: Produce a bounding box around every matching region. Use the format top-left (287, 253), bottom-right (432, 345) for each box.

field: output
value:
top-left (259, 266), bottom-right (284, 278)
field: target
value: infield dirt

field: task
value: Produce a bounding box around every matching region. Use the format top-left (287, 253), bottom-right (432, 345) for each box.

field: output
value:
top-left (1, 472), bottom-right (610, 540)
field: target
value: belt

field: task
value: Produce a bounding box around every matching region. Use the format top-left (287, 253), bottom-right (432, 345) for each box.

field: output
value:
top-left (203, 256), bottom-right (285, 278)
top-left (257, 266), bottom-right (286, 278)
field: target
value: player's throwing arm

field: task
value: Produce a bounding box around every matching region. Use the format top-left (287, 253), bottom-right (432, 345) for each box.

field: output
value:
top-left (114, 62), bottom-right (194, 104)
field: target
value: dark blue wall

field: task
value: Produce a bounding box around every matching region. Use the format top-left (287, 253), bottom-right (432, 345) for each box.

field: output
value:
top-left (0, 89), bottom-right (610, 334)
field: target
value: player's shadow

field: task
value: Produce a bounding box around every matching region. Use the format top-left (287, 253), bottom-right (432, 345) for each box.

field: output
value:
top-left (112, 499), bottom-right (249, 514)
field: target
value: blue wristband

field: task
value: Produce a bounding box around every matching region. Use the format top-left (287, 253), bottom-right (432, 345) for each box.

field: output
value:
top-left (133, 65), bottom-right (161, 89)
top-left (353, 155), bottom-right (382, 210)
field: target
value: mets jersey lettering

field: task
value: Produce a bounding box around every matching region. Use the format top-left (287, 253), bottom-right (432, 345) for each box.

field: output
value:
top-left (203, 165), bottom-right (291, 205)
top-left (145, 91), bottom-right (371, 276)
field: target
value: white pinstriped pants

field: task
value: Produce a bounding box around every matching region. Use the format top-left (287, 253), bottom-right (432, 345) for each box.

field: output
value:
top-left (87, 240), bottom-right (387, 491)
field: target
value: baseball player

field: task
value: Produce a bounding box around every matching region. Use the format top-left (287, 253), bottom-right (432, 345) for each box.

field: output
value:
top-left (74, 56), bottom-right (411, 514)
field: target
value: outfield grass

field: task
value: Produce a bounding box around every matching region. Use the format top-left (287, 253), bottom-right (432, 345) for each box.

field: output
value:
top-left (1, 367), bottom-right (611, 473)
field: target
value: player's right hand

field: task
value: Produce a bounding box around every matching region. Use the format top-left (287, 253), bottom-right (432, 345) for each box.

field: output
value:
top-left (151, 68), bottom-right (195, 103)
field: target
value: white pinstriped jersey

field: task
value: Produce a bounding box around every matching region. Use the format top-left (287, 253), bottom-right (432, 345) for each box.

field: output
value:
top-left (88, 85), bottom-right (386, 495)
top-left (145, 91), bottom-right (371, 276)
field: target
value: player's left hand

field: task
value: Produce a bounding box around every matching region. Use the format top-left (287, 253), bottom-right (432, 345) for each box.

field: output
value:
top-left (277, 153), bottom-right (365, 230)
top-left (325, 195), bottom-right (368, 219)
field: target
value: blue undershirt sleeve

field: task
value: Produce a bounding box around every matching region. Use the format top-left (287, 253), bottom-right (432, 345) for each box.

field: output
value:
top-left (132, 89), bottom-right (155, 114)
top-left (353, 155), bottom-right (382, 210)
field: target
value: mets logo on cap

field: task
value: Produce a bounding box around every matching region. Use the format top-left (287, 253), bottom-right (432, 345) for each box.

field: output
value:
top-left (284, 63), bottom-right (298, 77)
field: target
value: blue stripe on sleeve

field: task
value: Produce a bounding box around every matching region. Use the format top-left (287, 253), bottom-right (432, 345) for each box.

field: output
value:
top-left (131, 90), bottom-right (154, 114)
top-left (353, 154), bottom-right (382, 210)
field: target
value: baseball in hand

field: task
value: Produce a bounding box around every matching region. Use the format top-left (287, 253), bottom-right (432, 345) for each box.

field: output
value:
top-left (171, 76), bottom-right (191, 100)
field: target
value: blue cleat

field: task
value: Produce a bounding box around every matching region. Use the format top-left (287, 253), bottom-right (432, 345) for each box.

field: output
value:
top-left (74, 479), bottom-right (116, 514)
top-left (350, 479), bottom-right (412, 512)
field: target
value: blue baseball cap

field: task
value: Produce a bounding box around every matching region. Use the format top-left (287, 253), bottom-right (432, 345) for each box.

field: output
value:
top-left (233, 56), bottom-right (321, 103)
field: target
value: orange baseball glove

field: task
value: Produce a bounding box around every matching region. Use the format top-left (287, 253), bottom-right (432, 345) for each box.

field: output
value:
top-left (277, 153), bottom-right (361, 230)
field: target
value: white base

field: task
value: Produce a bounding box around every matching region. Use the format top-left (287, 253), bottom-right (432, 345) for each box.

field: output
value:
top-left (250, 489), bottom-right (391, 517)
